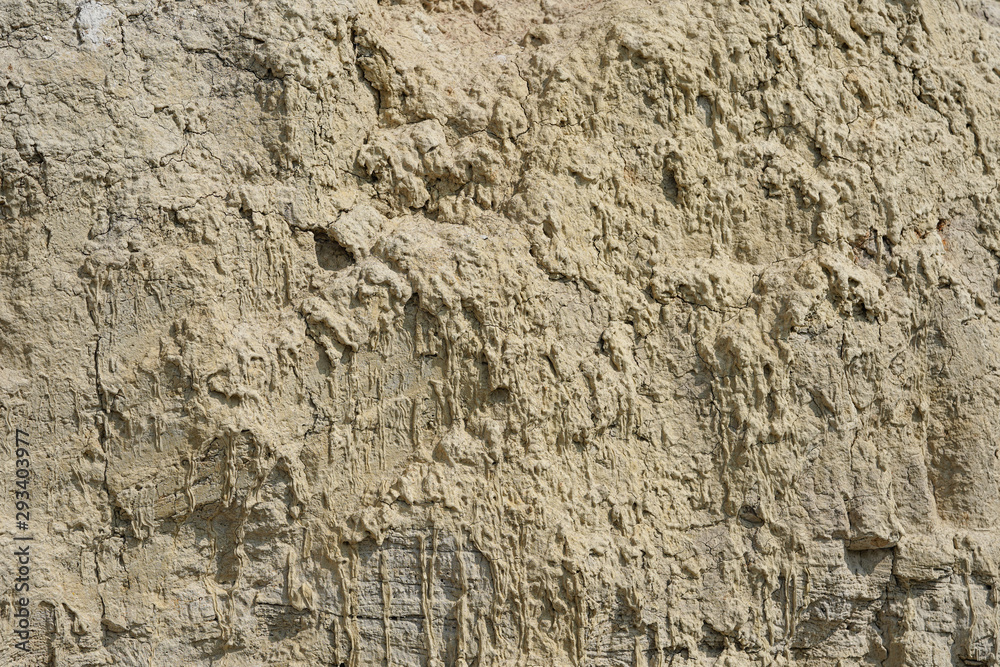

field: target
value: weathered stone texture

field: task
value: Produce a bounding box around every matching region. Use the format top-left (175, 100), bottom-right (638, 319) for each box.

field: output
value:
top-left (2, 0), bottom-right (1000, 664)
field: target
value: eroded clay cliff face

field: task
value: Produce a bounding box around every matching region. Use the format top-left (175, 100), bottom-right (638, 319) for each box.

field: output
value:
top-left (2, 0), bottom-right (1000, 664)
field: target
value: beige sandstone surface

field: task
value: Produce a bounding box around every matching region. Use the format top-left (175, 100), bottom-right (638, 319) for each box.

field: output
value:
top-left (2, 0), bottom-right (1000, 664)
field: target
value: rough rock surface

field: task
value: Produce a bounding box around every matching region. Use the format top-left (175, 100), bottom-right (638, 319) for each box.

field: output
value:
top-left (2, 0), bottom-right (1000, 665)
